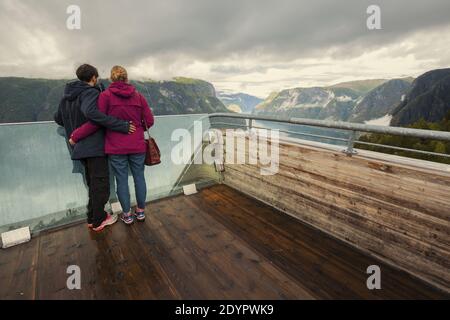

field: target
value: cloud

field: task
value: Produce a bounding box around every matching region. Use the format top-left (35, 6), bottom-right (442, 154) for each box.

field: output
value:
top-left (0, 0), bottom-right (450, 96)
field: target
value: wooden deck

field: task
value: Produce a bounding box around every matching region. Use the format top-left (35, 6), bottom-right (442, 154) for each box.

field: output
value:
top-left (0, 184), bottom-right (447, 300)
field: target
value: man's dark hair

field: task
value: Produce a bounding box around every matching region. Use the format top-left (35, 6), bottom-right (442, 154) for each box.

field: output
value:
top-left (76, 64), bottom-right (99, 82)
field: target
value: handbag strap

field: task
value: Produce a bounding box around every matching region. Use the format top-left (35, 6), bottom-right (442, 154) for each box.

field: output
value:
top-left (140, 96), bottom-right (152, 139)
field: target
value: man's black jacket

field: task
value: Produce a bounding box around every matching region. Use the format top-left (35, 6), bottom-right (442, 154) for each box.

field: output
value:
top-left (54, 80), bottom-right (129, 160)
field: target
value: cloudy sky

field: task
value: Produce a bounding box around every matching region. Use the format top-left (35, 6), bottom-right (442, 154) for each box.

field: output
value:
top-left (1, 0), bottom-right (450, 97)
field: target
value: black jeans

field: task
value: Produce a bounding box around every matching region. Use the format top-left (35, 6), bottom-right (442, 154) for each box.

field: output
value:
top-left (81, 157), bottom-right (110, 227)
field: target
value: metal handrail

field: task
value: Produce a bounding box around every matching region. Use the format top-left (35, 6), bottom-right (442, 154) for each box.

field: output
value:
top-left (7, 112), bottom-right (449, 142)
top-left (0, 113), bottom-right (210, 127)
top-left (210, 121), bottom-right (349, 142)
top-left (208, 113), bottom-right (450, 142)
top-left (208, 113), bottom-right (450, 158)
top-left (355, 140), bottom-right (450, 158)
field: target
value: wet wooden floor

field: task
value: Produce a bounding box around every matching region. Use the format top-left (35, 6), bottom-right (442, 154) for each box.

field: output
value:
top-left (0, 184), bottom-right (448, 299)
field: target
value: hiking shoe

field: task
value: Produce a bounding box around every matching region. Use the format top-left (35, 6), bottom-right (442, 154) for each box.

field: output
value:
top-left (134, 210), bottom-right (146, 222)
top-left (121, 212), bottom-right (134, 225)
top-left (92, 213), bottom-right (118, 232)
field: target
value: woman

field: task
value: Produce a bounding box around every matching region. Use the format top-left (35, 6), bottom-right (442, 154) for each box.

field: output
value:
top-left (70, 66), bottom-right (154, 226)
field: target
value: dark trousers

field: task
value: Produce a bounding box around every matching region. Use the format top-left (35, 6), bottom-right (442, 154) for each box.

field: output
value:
top-left (81, 157), bottom-right (110, 227)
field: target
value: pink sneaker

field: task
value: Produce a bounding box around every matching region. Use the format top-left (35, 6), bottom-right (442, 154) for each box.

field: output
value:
top-left (92, 213), bottom-right (118, 232)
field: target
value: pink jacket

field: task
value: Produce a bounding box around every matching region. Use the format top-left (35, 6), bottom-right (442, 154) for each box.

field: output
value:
top-left (71, 81), bottom-right (154, 155)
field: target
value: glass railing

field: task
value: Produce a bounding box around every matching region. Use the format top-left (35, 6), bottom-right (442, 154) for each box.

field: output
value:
top-left (0, 114), bottom-right (220, 234)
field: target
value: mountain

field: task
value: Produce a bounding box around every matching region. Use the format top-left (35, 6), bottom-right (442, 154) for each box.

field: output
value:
top-left (357, 69), bottom-right (450, 164)
top-left (217, 92), bottom-right (263, 113)
top-left (253, 77), bottom-right (416, 123)
top-left (391, 69), bottom-right (450, 126)
top-left (132, 77), bottom-right (228, 115)
top-left (330, 79), bottom-right (389, 95)
top-left (0, 78), bottom-right (67, 123)
top-left (0, 77), bottom-right (228, 123)
top-left (348, 78), bottom-right (412, 124)
top-left (254, 86), bottom-right (361, 121)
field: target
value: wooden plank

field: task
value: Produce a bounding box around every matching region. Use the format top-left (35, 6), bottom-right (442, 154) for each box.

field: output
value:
top-left (228, 161), bottom-right (449, 250)
top-left (0, 237), bottom-right (39, 299)
top-left (143, 198), bottom-right (226, 299)
top-left (201, 185), bottom-right (446, 299)
top-left (279, 143), bottom-right (450, 219)
top-left (181, 194), bottom-right (314, 299)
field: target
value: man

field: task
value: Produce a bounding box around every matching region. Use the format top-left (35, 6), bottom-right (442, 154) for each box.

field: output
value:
top-left (54, 64), bottom-right (136, 232)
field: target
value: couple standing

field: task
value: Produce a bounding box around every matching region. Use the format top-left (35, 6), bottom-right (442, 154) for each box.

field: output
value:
top-left (55, 64), bottom-right (154, 232)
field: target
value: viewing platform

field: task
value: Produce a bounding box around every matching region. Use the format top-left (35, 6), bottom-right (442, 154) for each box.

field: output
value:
top-left (0, 113), bottom-right (449, 299)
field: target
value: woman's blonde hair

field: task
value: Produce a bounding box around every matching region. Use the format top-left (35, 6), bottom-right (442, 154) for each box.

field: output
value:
top-left (110, 65), bottom-right (128, 82)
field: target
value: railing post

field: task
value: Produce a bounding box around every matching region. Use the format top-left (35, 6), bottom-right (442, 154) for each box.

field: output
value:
top-left (343, 130), bottom-right (358, 156)
top-left (248, 119), bottom-right (253, 130)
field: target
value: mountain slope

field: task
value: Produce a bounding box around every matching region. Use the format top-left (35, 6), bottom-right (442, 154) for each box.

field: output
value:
top-left (391, 69), bottom-right (450, 126)
top-left (132, 78), bottom-right (227, 115)
top-left (0, 78), bottom-right (67, 123)
top-left (0, 77), bottom-right (228, 123)
top-left (254, 86), bottom-right (360, 121)
top-left (330, 79), bottom-right (388, 95)
top-left (348, 79), bottom-right (412, 123)
top-left (254, 77), bottom-right (416, 123)
top-left (217, 92), bottom-right (263, 113)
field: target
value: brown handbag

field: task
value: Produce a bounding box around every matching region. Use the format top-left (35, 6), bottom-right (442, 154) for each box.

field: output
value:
top-left (142, 109), bottom-right (161, 166)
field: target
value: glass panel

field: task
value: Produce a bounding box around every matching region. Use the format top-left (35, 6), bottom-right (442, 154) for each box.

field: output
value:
top-left (0, 114), bottom-right (220, 233)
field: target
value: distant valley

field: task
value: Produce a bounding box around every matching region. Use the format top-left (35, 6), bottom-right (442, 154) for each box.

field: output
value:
top-left (217, 92), bottom-right (263, 114)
